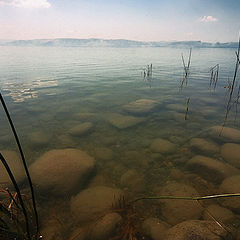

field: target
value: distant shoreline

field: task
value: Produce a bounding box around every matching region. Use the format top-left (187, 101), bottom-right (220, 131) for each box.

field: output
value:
top-left (0, 38), bottom-right (238, 48)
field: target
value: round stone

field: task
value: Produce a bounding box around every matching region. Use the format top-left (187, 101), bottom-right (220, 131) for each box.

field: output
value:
top-left (219, 175), bottom-right (240, 210)
top-left (203, 204), bottom-right (234, 223)
top-left (166, 220), bottom-right (228, 240)
top-left (208, 126), bottom-right (240, 143)
top-left (189, 138), bottom-right (219, 155)
top-left (0, 150), bottom-right (25, 187)
top-left (158, 182), bottom-right (202, 225)
top-left (150, 138), bottom-right (176, 154)
top-left (29, 148), bottom-right (95, 195)
top-left (187, 155), bottom-right (239, 183)
top-left (221, 143), bottom-right (240, 168)
top-left (69, 122), bottom-right (93, 136)
top-left (142, 218), bottom-right (170, 240)
top-left (70, 186), bottom-right (123, 224)
top-left (122, 99), bottom-right (158, 115)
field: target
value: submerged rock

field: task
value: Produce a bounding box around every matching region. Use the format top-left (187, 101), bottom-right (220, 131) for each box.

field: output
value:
top-left (69, 122), bottom-right (93, 136)
top-left (169, 136), bottom-right (184, 144)
top-left (57, 134), bottom-right (77, 148)
top-left (122, 99), bottom-right (158, 115)
top-left (169, 111), bottom-right (186, 123)
top-left (150, 138), bottom-right (176, 154)
top-left (28, 131), bottom-right (51, 147)
top-left (40, 217), bottom-right (64, 240)
top-left (70, 213), bottom-right (122, 240)
top-left (203, 204), bottom-right (234, 223)
top-left (189, 137), bottom-right (219, 155)
top-left (158, 182), bottom-right (202, 225)
top-left (200, 106), bottom-right (219, 117)
top-left (186, 155), bottom-right (239, 183)
top-left (106, 113), bottom-right (144, 129)
top-left (0, 134), bottom-right (12, 145)
top-left (166, 103), bottom-right (186, 112)
top-left (69, 228), bottom-right (86, 240)
top-left (88, 174), bottom-right (114, 188)
top-left (0, 150), bottom-right (25, 186)
top-left (94, 147), bottom-right (113, 161)
top-left (219, 175), bottom-right (240, 210)
top-left (29, 148), bottom-right (95, 195)
top-left (142, 218), bottom-right (170, 240)
top-left (166, 220), bottom-right (228, 240)
top-left (120, 170), bottom-right (145, 193)
top-left (221, 143), bottom-right (240, 168)
top-left (74, 112), bottom-right (99, 121)
top-left (70, 186), bottom-right (123, 224)
top-left (87, 213), bottom-right (122, 240)
top-left (207, 125), bottom-right (240, 143)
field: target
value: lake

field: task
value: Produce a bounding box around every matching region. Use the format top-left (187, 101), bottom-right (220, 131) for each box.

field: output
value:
top-left (0, 46), bottom-right (240, 239)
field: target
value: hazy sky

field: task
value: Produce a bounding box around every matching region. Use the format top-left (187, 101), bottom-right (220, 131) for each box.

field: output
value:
top-left (0, 0), bottom-right (239, 42)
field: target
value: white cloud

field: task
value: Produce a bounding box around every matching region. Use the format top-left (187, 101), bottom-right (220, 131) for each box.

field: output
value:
top-left (200, 16), bottom-right (218, 23)
top-left (0, 0), bottom-right (51, 8)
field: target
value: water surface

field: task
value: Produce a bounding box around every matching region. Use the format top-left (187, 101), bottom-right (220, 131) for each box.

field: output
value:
top-left (0, 46), bottom-right (239, 239)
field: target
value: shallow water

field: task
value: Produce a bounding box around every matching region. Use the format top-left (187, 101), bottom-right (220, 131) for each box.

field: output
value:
top-left (0, 46), bottom-right (240, 239)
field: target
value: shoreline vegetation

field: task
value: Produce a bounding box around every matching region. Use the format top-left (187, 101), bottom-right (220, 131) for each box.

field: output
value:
top-left (0, 38), bottom-right (239, 48)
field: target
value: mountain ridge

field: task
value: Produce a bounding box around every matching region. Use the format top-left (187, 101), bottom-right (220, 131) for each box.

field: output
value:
top-left (0, 38), bottom-right (238, 48)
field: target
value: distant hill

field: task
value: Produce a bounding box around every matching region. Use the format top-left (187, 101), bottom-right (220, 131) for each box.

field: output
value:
top-left (0, 38), bottom-right (238, 48)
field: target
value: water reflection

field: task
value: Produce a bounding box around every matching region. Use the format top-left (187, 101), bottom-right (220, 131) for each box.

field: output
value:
top-left (2, 78), bottom-right (58, 102)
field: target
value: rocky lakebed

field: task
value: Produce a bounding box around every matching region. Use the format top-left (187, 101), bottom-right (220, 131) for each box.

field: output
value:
top-left (1, 97), bottom-right (240, 240)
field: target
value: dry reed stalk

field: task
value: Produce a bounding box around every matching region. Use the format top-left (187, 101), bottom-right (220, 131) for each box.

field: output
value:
top-left (184, 97), bottom-right (190, 120)
top-left (180, 48), bottom-right (192, 89)
top-left (221, 37), bottom-right (240, 132)
top-left (0, 93), bottom-right (39, 238)
top-left (0, 153), bottom-right (31, 239)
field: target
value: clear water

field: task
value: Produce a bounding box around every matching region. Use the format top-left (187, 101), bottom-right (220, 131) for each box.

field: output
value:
top-left (0, 46), bottom-right (239, 239)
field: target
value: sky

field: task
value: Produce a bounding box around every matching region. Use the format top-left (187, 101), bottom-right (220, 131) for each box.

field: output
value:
top-left (0, 0), bottom-right (239, 42)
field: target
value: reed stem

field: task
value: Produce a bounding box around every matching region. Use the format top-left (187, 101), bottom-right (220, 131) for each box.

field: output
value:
top-left (0, 153), bottom-right (31, 240)
top-left (0, 93), bottom-right (39, 238)
top-left (132, 193), bottom-right (240, 203)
